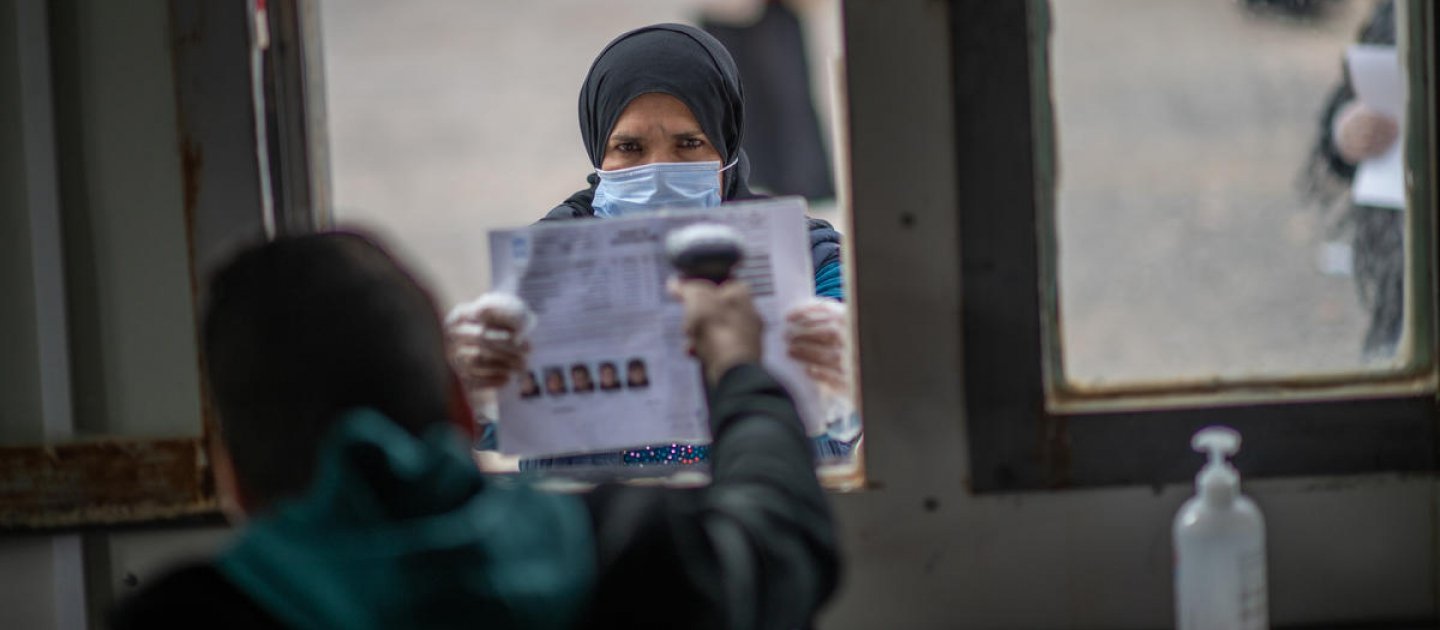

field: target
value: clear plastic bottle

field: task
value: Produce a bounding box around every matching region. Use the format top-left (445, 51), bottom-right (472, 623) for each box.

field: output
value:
top-left (1174, 426), bottom-right (1268, 630)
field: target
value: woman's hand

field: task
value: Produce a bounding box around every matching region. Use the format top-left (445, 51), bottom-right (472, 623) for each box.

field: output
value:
top-left (784, 298), bottom-right (850, 394)
top-left (1334, 101), bottom-right (1399, 164)
top-left (444, 293), bottom-right (534, 391)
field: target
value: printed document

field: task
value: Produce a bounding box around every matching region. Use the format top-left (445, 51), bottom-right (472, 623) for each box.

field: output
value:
top-left (1346, 44), bottom-right (1405, 210)
top-left (487, 197), bottom-right (823, 457)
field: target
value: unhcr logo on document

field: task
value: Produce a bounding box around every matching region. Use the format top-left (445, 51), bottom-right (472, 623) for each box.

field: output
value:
top-left (510, 235), bottom-right (530, 261)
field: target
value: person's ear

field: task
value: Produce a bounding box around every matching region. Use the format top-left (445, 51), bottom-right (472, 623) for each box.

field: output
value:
top-left (208, 429), bottom-right (252, 524)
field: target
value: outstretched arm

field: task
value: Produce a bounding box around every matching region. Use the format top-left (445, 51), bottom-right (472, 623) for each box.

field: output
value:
top-left (581, 281), bottom-right (839, 630)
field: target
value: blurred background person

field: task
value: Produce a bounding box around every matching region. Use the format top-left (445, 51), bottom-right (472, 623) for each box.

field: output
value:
top-left (1303, 0), bottom-right (1401, 361)
top-left (699, 0), bottom-right (835, 200)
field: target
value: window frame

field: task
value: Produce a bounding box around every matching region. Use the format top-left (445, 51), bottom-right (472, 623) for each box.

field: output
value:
top-left (0, 0), bottom-right (301, 531)
top-left (957, 0), bottom-right (1440, 492)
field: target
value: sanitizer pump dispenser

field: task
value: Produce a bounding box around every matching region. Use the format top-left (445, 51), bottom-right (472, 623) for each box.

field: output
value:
top-left (1174, 426), bottom-right (1268, 630)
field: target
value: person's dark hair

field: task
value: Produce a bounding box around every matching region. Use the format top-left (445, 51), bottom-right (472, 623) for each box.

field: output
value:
top-left (202, 232), bottom-right (452, 509)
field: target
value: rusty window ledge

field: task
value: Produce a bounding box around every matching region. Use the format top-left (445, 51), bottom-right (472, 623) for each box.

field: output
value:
top-left (0, 438), bottom-right (219, 531)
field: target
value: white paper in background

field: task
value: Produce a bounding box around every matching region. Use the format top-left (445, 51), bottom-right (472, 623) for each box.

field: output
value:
top-left (487, 197), bottom-right (822, 457)
top-left (1345, 44), bottom-right (1405, 210)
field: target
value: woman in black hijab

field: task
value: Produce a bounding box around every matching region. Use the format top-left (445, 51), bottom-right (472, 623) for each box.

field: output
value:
top-left (545, 24), bottom-right (755, 215)
top-left (450, 24), bottom-right (857, 469)
top-left (541, 23), bottom-right (843, 291)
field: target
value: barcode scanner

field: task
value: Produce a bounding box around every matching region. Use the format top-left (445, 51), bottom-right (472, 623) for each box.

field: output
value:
top-left (665, 223), bottom-right (744, 284)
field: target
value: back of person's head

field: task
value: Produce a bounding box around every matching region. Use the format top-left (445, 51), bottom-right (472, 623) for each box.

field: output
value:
top-left (203, 232), bottom-right (453, 511)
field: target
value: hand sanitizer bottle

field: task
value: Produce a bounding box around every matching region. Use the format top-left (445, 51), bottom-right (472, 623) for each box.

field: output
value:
top-left (1174, 426), bottom-right (1268, 630)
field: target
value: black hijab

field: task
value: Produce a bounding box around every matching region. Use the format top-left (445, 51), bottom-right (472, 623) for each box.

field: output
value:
top-left (544, 23), bottom-right (757, 221)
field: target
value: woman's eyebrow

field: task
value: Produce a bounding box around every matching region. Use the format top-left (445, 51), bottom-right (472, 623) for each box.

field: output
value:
top-left (671, 130), bottom-right (705, 138)
top-left (609, 133), bottom-right (642, 143)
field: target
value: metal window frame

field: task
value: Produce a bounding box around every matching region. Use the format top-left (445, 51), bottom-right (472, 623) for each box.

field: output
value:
top-left (0, 0), bottom-right (294, 531)
top-left (259, 0), bottom-right (332, 235)
top-left (958, 0), bottom-right (1440, 493)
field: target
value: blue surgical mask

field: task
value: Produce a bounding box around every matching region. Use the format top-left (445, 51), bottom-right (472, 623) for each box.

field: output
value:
top-left (592, 160), bottom-right (730, 217)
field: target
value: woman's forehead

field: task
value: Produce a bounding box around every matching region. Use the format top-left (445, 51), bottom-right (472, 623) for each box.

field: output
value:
top-left (608, 93), bottom-right (703, 135)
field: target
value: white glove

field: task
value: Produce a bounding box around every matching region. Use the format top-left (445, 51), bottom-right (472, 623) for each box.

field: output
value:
top-left (784, 297), bottom-right (851, 397)
top-left (445, 292), bottom-right (535, 392)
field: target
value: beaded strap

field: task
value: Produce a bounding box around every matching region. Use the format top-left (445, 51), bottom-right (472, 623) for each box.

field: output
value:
top-left (622, 443), bottom-right (709, 466)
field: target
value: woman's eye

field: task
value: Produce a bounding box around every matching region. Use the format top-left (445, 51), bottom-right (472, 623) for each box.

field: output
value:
top-left (614, 142), bottom-right (640, 153)
top-left (680, 137), bottom-right (705, 149)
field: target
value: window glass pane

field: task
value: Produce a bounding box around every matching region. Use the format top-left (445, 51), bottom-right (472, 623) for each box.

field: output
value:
top-left (1052, 0), bottom-right (1418, 388)
top-left (319, 1), bottom-right (861, 480)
